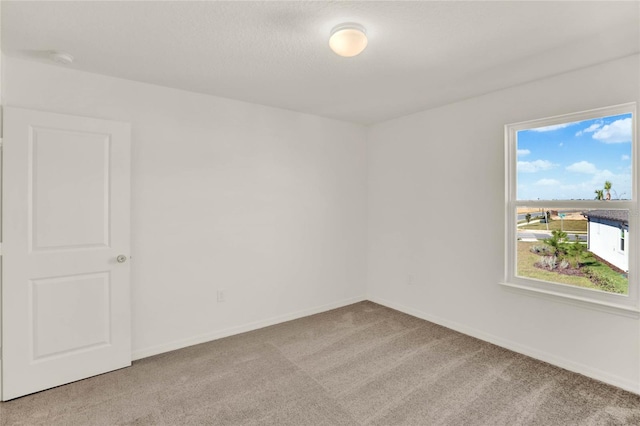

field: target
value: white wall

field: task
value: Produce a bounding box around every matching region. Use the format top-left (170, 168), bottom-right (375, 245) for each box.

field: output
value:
top-left (367, 54), bottom-right (640, 393)
top-left (2, 57), bottom-right (367, 358)
top-left (4, 52), bottom-right (640, 394)
top-left (588, 221), bottom-right (629, 272)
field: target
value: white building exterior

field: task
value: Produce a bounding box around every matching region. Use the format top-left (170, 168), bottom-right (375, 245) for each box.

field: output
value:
top-left (585, 210), bottom-right (629, 272)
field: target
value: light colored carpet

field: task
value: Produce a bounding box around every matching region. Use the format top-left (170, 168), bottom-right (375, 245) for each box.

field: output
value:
top-left (2, 301), bottom-right (640, 425)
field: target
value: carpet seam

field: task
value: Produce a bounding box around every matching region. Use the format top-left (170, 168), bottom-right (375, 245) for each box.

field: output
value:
top-left (267, 341), bottom-right (364, 426)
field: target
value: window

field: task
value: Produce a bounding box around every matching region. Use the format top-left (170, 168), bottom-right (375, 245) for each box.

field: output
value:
top-left (504, 103), bottom-right (638, 311)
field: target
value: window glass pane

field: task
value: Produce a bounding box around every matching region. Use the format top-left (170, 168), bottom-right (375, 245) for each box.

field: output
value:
top-left (516, 207), bottom-right (628, 295)
top-left (517, 113), bottom-right (632, 201)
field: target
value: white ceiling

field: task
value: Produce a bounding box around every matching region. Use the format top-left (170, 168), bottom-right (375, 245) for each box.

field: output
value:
top-left (3, 1), bottom-right (639, 125)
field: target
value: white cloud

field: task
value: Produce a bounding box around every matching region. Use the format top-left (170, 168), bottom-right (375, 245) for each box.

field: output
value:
top-left (558, 142), bottom-right (563, 147)
top-left (530, 163), bottom-right (631, 200)
top-left (575, 123), bottom-right (602, 137)
top-left (530, 122), bottom-right (577, 132)
top-left (593, 118), bottom-right (632, 143)
top-left (517, 159), bottom-right (556, 173)
top-left (591, 169), bottom-right (615, 183)
top-left (622, 154), bottom-right (630, 161)
top-left (566, 161), bottom-right (598, 174)
top-left (517, 149), bottom-right (530, 156)
top-left (535, 178), bottom-right (560, 186)
top-left (589, 169), bottom-right (630, 198)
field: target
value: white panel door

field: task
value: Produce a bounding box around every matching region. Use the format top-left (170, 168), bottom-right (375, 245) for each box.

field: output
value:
top-left (2, 107), bottom-right (131, 401)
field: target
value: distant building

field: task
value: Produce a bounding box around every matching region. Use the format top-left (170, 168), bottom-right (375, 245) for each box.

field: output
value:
top-left (583, 210), bottom-right (628, 272)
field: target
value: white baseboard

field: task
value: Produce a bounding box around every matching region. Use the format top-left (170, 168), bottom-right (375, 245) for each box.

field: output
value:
top-left (132, 295), bottom-right (366, 361)
top-left (368, 295), bottom-right (640, 395)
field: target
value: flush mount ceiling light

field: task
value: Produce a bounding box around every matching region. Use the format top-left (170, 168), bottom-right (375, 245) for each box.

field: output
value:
top-left (329, 23), bottom-right (368, 57)
top-left (49, 51), bottom-right (74, 65)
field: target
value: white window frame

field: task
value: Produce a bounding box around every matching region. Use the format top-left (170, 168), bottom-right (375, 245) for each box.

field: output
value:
top-left (503, 103), bottom-right (639, 314)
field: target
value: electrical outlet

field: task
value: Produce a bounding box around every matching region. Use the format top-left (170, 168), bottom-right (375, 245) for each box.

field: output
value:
top-left (217, 289), bottom-right (226, 303)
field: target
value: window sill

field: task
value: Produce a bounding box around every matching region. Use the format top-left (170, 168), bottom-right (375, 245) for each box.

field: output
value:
top-left (499, 281), bottom-right (640, 318)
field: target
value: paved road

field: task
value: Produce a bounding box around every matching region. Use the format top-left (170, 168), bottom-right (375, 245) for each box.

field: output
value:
top-left (518, 212), bottom-right (544, 221)
top-left (518, 231), bottom-right (587, 242)
top-left (517, 209), bottom-right (583, 221)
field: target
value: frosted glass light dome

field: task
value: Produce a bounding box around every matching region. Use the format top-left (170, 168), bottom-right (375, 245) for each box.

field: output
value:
top-left (329, 23), bottom-right (368, 57)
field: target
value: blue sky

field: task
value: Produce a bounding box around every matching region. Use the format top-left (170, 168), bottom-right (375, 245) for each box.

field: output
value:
top-left (517, 113), bottom-right (633, 200)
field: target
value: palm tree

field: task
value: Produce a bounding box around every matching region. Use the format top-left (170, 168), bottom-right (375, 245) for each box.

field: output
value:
top-left (604, 181), bottom-right (612, 200)
top-left (543, 230), bottom-right (568, 257)
top-left (594, 189), bottom-right (604, 200)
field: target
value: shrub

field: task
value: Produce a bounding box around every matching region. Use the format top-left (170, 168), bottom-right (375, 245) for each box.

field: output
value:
top-left (566, 237), bottom-right (589, 268)
top-left (538, 255), bottom-right (557, 270)
top-left (530, 245), bottom-right (552, 255)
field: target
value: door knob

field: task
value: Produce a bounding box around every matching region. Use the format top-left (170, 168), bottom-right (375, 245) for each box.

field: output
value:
top-left (116, 255), bottom-right (128, 263)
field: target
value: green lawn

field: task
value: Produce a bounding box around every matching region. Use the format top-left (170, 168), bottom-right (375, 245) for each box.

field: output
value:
top-left (519, 220), bottom-right (587, 232)
top-left (581, 261), bottom-right (629, 294)
top-left (517, 241), bottom-right (628, 294)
